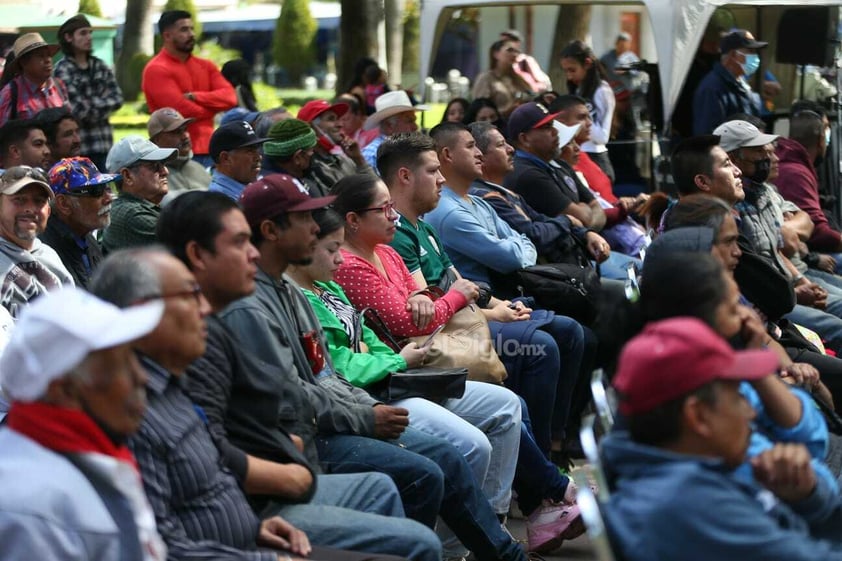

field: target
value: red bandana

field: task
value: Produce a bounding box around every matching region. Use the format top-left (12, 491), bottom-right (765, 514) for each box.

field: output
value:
top-left (6, 401), bottom-right (137, 469)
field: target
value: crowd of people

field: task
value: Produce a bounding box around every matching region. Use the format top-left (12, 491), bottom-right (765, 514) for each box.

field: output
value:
top-left (0, 9), bottom-right (841, 561)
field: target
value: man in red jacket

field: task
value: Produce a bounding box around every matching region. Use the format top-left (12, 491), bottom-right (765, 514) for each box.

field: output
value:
top-left (142, 10), bottom-right (236, 167)
top-left (775, 107), bottom-right (842, 272)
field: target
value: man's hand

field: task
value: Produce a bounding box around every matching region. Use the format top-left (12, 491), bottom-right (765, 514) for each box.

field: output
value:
top-left (737, 304), bottom-right (768, 349)
top-left (258, 516), bottom-right (311, 556)
top-left (584, 231), bottom-right (611, 262)
top-left (339, 133), bottom-right (365, 166)
top-left (406, 294), bottom-right (435, 330)
top-left (781, 363), bottom-right (820, 390)
top-left (817, 254), bottom-right (837, 274)
top-left (290, 434), bottom-right (304, 453)
top-left (372, 404), bottom-right (409, 440)
top-left (751, 444), bottom-right (817, 503)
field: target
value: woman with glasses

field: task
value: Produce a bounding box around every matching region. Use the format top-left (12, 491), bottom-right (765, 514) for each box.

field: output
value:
top-left (472, 40), bottom-right (533, 118)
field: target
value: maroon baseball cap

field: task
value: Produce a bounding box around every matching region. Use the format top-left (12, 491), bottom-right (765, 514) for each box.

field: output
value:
top-left (613, 317), bottom-right (779, 415)
top-left (240, 173), bottom-right (336, 229)
top-left (297, 100), bottom-right (349, 123)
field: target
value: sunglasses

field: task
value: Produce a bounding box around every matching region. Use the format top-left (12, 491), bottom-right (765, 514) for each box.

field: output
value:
top-left (2, 165), bottom-right (48, 185)
top-left (67, 183), bottom-right (111, 198)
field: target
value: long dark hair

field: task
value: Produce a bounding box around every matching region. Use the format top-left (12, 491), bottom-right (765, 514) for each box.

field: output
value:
top-left (560, 40), bottom-right (608, 102)
top-left (221, 59), bottom-right (258, 112)
top-left (313, 208), bottom-right (344, 239)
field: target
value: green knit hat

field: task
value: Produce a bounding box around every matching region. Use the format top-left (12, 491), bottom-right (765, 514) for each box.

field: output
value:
top-left (263, 118), bottom-right (317, 158)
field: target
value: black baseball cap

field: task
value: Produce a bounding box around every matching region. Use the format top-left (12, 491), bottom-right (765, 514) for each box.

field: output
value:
top-left (209, 121), bottom-right (268, 163)
top-left (720, 29), bottom-right (767, 53)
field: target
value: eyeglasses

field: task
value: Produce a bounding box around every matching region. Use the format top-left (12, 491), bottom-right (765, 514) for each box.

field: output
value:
top-left (2, 165), bottom-right (48, 185)
top-left (355, 201), bottom-right (396, 218)
top-left (135, 283), bottom-right (203, 305)
top-left (67, 183), bottom-right (111, 198)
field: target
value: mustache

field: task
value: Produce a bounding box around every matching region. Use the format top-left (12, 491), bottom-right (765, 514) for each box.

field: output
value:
top-left (98, 205), bottom-right (112, 217)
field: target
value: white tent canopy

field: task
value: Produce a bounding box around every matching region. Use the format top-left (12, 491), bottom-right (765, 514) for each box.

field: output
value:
top-left (419, 0), bottom-right (842, 128)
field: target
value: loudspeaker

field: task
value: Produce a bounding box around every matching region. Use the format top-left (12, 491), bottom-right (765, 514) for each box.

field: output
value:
top-left (776, 7), bottom-right (838, 67)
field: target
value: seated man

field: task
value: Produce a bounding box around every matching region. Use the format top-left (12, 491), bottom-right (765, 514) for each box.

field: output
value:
top-left (604, 316), bottom-right (842, 561)
top-left (157, 190), bottom-right (521, 561)
top-left (37, 106), bottom-right (82, 166)
top-left (260, 118), bottom-right (322, 196)
top-left (102, 136), bottom-right (176, 253)
top-left (0, 287), bottom-right (166, 560)
top-left (360, 90), bottom-right (424, 171)
top-left (208, 120), bottom-right (268, 200)
top-left (297, 99), bottom-right (373, 194)
top-left (42, 157), bottom-right (117, 288)
top-left (91, 248), bottom-right (429, 561)
top-left (147, 107), bottom-right (211, 198)
top-left (0, 166), bottom-right (72, 317)
top-left (0, 119), bottom-right (51, 170)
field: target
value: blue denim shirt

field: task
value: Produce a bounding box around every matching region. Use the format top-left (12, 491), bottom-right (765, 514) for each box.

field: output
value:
top-left (208, 170), bottom-right (246, 201)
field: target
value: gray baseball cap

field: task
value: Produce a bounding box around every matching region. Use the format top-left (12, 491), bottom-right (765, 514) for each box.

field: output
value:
top-left (713, 120), bottom-right (779, 153)
top-left (106, 135), bottom-right (177, 173)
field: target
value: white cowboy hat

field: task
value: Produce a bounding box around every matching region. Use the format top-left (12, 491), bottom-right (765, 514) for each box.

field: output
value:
top-left (364, 90), bottom-right (430, 131)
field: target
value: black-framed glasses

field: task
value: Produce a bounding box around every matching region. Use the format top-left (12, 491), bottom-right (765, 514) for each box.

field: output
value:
top-left (67, 183), bottom-right (111, 198)
top-left (2, 165), bottom-right (48, 185)
top-left (135, 283), bottom-right (203, 305)
top-left (355, 201), bottom-right (396, 218)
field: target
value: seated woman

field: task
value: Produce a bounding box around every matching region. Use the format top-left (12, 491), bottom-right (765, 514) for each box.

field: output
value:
top-left (330, 174), bottom-right (588, 466)
top-left (288, 208), bottom-right (585, 554)
top-left (642, 220), bottom-right (839, 487)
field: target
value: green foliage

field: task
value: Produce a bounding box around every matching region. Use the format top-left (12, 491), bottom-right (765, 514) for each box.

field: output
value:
top-left (163, 0), bottom-right (202, 38)
top-left (77, 0), bottom-right (103, 18)
top-left (195, 39), bottom-right (240, 68)
top-left (122, 53), bottom-right (152, 102)
top-left (253, 82), bottom-right (282, 111)
top-left (402, 0), bottom-right (421, 80)
top-left (272, 0), bottom-right (317, 84)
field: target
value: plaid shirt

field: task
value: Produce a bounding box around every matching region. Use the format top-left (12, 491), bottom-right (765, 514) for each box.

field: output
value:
top-left (0, 75), bottom-right (69, 126)
top-left (53, 56), bottom-right (123, 158)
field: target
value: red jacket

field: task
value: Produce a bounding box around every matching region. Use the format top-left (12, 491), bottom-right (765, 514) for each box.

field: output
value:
top-left (142, 49), bottom-right (236, 155)
top-left (775, 137), bottom-right (840, 252)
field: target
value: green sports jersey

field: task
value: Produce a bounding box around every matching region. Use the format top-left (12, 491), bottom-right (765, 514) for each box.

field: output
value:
top-left (390, 213), bottom-right (454, 285)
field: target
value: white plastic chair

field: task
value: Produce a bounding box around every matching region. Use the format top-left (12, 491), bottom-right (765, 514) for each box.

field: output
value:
top-left (572, 470), bottom-right (618, 561)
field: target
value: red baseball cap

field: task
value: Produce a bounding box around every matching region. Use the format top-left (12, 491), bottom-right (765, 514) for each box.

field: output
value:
top-left (297, 100), bottom-right (349, 123)
top-left (240, 173), bottom-right (335, 229)
top-left (613, 317), bottom-right (779, 415)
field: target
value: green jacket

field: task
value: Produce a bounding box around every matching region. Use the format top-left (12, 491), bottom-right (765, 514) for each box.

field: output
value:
top-left (302, 280), bottom-right (407, 388)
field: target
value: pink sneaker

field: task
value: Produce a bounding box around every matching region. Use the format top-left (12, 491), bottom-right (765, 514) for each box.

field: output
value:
top-left (526, 501), bottom-right (586, 553)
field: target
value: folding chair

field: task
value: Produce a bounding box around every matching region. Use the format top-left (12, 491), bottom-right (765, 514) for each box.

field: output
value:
top-left (590, 368), bottom-right (616, 433)
top-left (579, 414), bottom-right (611, 502)
top-left (572, 470), bottom-right (618, 561)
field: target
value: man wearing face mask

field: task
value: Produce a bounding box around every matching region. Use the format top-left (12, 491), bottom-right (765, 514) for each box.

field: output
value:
top-left (693, 29), bottom-right (766, 135)
top-left (718, 119), bottom-right (842, 312)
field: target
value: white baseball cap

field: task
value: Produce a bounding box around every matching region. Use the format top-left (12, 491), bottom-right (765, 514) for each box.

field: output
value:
top-left (0, 287), bottom-right (164, 402)
top-left (713, 120), bottom-right (779, 153)
top-left (554, 121), bottom-right (582, 150)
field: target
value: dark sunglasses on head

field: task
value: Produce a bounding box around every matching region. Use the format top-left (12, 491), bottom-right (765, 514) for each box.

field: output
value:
top-left (2, 165), bottom-right (48, 185)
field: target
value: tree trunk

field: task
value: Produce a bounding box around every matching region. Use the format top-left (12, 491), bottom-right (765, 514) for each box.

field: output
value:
top-left (337, 0), bottom-right (382, 96)
top-left (384, 0), bottom-right (404, 88)
top-left (549, 5), bottom-right (591, 93)
top-left (116, 0), bottom-right (154, 93)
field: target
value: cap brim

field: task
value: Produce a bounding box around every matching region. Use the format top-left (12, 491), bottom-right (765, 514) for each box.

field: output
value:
top-left (719, 348), bottom-right (780, 381)
top-left (364, 105), bottom-right (427, 130)
top-left (746, 40), bottom-right (768, 49)
top-left (4, 179), bottom-right (54, 199)
top-left (288, 194), bottom-right (337, 212)
top-left (534, 111), bottom-right (560, 130)
top-left (91, 299), bottom-right (164, 352)
top-left (163, 117), bottom-right (195, 132)
top-left (140, 147), bottom-right (178, 163)
top-left (554, 121), bottom-right (581, 148)
top-left (741, 132), bottom-right (779, 148)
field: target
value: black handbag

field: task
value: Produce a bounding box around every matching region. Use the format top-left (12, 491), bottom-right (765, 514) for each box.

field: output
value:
top-left (516, 263), bottom-right (602, 324)
top-left (367, 366), bottom-right (469, 403)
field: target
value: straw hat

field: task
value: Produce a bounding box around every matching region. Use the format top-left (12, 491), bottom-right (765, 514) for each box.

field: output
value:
top-left (9, 33), bottom-right (60, 73)
top-left (364, 90), bottom-right (429, 131)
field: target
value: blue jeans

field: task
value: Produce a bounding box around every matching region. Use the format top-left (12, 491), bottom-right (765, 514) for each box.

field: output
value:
top-left (316, 431), bottom-right (443, 527)
top-left (316, 428), bottom-right (525, 561)
top-left (394, 381), bottom-right (520, 514)
top-left (489, 314), bottom-right (586, 455)
top-left (513, 397), bottom-right (573, 516)
top-left (268, 472), bottom-right (441, 561)
top-left (821, 252), bottom-right (842, 275)
top-left (785, 304), bottom-right (842, 354)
